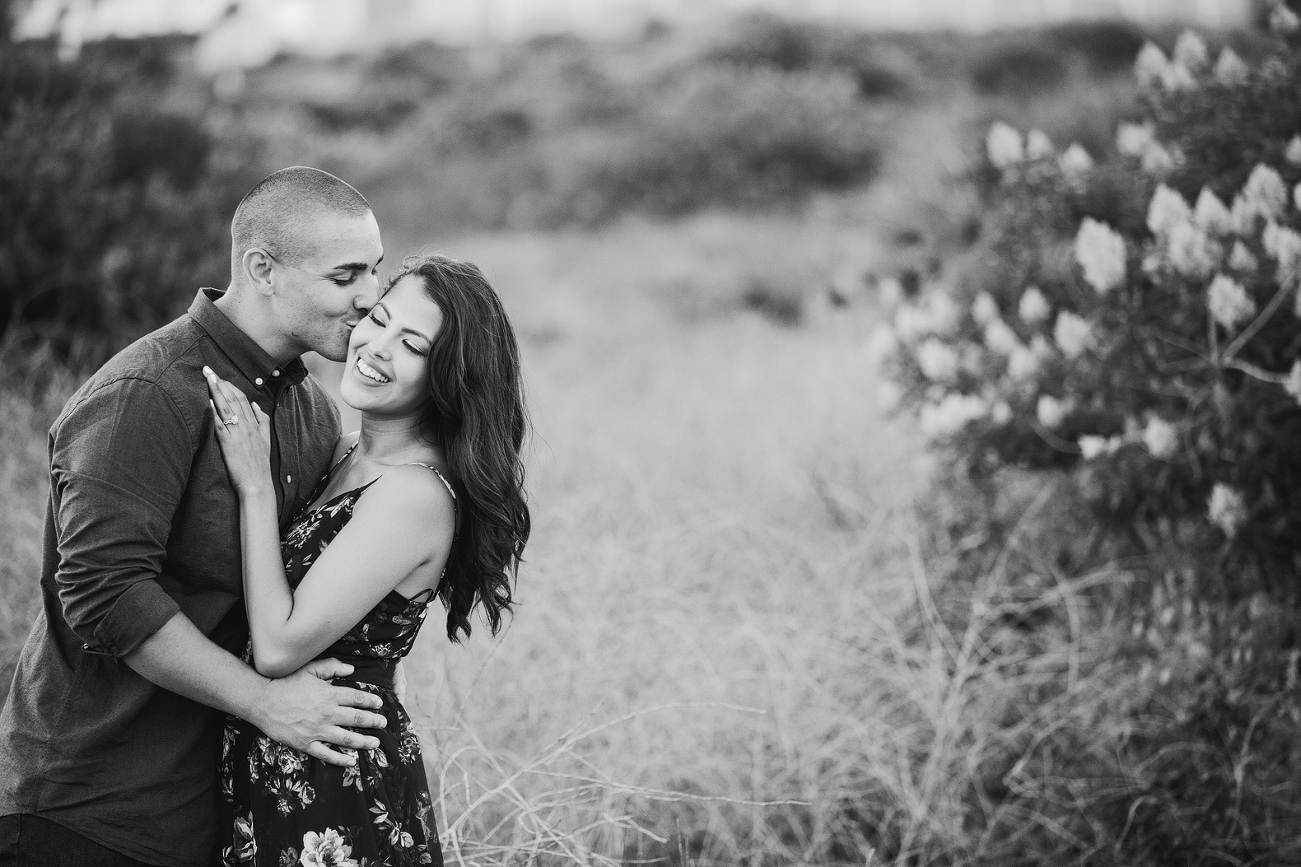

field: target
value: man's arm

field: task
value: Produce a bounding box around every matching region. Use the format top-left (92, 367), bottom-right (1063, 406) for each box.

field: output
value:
top-left (51, 377), bottom-right (382, 764)
top-left (124, 614), bottom-right (384, 766)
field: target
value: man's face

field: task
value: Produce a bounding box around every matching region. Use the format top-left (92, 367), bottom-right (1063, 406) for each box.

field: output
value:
top-left (270, 210), bottom-right (384, 362)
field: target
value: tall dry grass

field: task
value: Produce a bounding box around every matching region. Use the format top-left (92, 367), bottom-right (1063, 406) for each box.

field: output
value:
top-left (0, 335), bottom-right (84, 696)
top-left (0, 32), bottom-right (1203, 861)
top-left (360, 209), bottom-right (1130, 864)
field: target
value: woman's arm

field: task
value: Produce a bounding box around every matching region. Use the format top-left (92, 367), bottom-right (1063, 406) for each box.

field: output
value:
top-left (206, 369), bottom-right (454, 677)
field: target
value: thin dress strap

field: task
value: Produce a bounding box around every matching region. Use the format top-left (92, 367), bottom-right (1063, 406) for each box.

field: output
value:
top-left (298, 442), bottom-right (359, 517)
top-left (405, 463), bottom-right (456, 501)
top-left (405, 463), bottom-right (459, 541)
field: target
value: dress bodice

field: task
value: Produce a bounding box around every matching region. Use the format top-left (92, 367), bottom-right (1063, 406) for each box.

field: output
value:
top-left (280, 486), bottom-right (434, 665)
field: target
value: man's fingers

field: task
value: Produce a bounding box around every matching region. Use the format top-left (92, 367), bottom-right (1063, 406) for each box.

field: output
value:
top-left (320, 725), bottom-right (381, 752)
top-left (333, 685), bottom-right (385, 711)
top-left (304, 657), bottom-right (355, 680)
top-left (304, 740), bottom-right (357, 768)
top-left (329, 705), bottom-right (387, 730)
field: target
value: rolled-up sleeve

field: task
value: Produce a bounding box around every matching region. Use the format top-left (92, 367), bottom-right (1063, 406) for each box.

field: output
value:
top-left (50, 377), bottom-right (195, 657)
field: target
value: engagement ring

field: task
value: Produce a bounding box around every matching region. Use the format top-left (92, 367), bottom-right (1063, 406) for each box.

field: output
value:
top-left (223, 416), bottom-right (239, 426)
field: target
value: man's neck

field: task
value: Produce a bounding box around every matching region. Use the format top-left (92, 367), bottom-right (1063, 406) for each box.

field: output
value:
top-left (213, 285), bottom-right (299, 365)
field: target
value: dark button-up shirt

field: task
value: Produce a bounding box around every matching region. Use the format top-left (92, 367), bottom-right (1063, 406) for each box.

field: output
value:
top-left (0, 288), bottom-right (340, 866)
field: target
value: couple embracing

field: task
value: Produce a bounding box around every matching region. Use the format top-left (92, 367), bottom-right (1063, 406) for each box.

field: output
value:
top-left (0, 167), bottom-right (531, 866)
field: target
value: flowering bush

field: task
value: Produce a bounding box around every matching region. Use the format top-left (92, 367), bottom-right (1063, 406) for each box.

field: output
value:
top-left (881, 21), bottom-right (1301, 597)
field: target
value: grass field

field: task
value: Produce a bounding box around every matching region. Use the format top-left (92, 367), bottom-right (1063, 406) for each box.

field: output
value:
top-left (391, 209), bottom-right (920, 864)
top-left (4, 18), bottom-right (1228, 863)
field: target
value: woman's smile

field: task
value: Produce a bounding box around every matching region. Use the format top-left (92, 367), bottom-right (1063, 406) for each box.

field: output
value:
top-left (355, 356), bottom-right (390, 384)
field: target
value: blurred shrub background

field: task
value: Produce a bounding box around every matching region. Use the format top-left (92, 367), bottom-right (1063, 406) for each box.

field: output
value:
top-left (3, 0), bottom-right (1300, 864)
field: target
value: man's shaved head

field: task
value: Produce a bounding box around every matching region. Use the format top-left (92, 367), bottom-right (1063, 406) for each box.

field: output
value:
top-left (230, 166), bottom-right (371, 273)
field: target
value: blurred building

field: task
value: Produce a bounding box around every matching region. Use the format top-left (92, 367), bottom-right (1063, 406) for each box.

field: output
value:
top-left (14, 0), bottom-right (1256, 69)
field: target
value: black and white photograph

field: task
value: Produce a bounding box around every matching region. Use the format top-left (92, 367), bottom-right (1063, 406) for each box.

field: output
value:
top-left (1, 0), bottom-right (1299, 864)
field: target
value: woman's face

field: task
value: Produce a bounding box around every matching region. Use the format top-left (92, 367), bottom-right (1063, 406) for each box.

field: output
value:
top-left (340, 274), bottom-right (444, 417)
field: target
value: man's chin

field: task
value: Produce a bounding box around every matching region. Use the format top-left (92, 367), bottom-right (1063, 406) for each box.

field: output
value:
top-left (314, 340), bottom-right (350, 363)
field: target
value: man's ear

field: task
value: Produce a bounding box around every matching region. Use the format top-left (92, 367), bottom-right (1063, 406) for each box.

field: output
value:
top-left (242, 248), bottom-right (276, 297)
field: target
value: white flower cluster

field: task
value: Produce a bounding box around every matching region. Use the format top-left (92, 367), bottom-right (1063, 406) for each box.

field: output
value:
top-left (1036, 394), bottom-right (1070, 428)
top-left (916, 337), bottom-right (960, 382)
top-left (1238, 164), bottom-right (1288, 228)
top-left (1059, 143), bottom-right (1093, 184)
top-left (1116, 121), bottom-right (1176, 175)
top-left (1207, 274), bottom-right (1255, 329)
top-left (971, 291), bottom-right (999, 325)
top-left (1263, 220), bottom-right (1301, 289)
top-left (1272, 3), bottom-right (1301, 35)
top-left (919, 393), bottom-right (988, 439)
top-left (986, 122), bottom-right (1058, 173)
top-left (1284, 361), bottom-right (1301, 406)
top-left (984, 316), bottom-right (1020, 356)
top-left (1078, 416), bottom-right (1180, 462)
top-left (1074, 218), bottom-right (1127, 293)
top-left (1053, 310), bottom-right (1093, 359)
top-left (894, 291), bottom-right (960, 342)
top-left (1146, 184), bottom-right (1191, 237)
top-left (1078, 434), bottom-right (1121, 459)
top-left (1135, 32), bottom-right (1254, 93)
top-left (1141, 416), bottom-right (1179, 460)
top-left (1018, 286), bottom-right (1050, 324)
top-left (1207, 483), bottom-right (1248, 538)
top-left (986, 121), bottom-right (1023, 171)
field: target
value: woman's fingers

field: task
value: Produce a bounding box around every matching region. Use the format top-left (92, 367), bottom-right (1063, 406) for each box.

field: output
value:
top-left (203, 367), bottom-right (264, 434)
top-left (204, 368), bottom-right (234, 424)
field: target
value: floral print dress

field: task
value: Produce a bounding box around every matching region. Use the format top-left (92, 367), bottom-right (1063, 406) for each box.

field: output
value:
top-left (220, 452), bottom-right (451, 867)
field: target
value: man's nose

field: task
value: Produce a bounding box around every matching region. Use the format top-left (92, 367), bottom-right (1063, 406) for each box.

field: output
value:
top-left (355, 273), bottom-right (381, 309)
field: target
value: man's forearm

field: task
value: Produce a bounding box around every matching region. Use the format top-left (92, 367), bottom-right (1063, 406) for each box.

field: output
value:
top-left (122, 611), bottom-right (268, 721)
top-left (121, 610), bottom-right (388, 767)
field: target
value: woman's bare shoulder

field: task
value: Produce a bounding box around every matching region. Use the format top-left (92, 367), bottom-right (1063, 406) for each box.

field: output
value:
top-left (355, 465), bottom-right (456, 531)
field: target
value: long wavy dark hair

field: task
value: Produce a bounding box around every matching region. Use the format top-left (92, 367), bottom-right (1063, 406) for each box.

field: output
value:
top-left (388, 254), bottom-right (529, 642)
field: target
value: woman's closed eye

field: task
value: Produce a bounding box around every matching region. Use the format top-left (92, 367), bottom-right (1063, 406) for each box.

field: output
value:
top-left (368, 309), bottom-right (426, 355)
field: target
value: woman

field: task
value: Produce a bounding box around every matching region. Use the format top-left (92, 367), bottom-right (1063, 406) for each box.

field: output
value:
top-left (206, 254), bottom-right (530, 867)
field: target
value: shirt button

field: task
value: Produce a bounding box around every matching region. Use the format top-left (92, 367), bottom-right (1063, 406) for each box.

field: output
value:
top-left (286, 474), bottom-right (293, 484)
top-left (272, 369), bottom-right (281, 377)
top-left (254, 377), bottom-right (264, 386)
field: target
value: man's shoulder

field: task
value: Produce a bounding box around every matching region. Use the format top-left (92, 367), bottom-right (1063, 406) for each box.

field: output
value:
top-left (59, 315), bottom-right (208, 427)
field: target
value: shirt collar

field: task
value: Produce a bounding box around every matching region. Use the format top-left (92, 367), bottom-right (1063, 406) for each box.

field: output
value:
top-left (188, 288), bottom-right (308, 393)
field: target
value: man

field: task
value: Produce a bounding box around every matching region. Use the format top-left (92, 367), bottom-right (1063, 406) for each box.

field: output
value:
top-left (0, 167), bottom-right (390, 866)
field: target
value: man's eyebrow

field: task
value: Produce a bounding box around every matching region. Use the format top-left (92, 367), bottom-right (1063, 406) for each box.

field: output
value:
top-left (329, 253), bottom-right (384, 273)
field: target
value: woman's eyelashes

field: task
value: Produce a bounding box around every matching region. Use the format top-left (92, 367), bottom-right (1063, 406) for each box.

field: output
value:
top-left (365, 309), bottom-right (427, 355)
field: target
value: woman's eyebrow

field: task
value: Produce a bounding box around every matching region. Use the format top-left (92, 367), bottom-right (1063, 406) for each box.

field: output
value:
top-left (400, 325), bottom-right (434, 343)
top-left (373, 301), bottom-right (432, 342)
